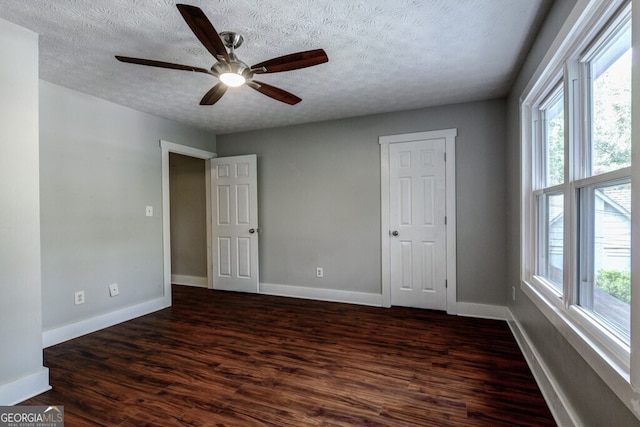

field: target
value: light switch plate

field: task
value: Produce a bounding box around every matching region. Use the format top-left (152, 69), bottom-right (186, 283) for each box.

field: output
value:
top-left (146, 206), bottom-right (153, 217)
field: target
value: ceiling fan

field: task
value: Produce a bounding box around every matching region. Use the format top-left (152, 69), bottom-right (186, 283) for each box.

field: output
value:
top-left (115, 4), bottom-right (328, 106)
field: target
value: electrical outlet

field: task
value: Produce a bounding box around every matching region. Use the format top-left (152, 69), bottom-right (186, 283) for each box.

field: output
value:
top-left (109, 283), bottom-right (120, 297)
top-left (316, 267), bottom-right (323, 278)
top-left (145, 206), bottom-right (153, 217)
top-left (75, 291), bottom-right (85, 305)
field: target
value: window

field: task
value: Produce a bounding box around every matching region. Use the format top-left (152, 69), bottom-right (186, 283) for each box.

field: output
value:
top-left (521, 0), bottom-right (636, 409)
top-left (543, 91), bottom-right (565, 187)
top-left (577, 180), bottom-right (631, 342)
top-left (536, 192), bottom-right (564, 293)
top-left (575, 16), bottom-right (632, 344)
top-left (588, 22), bottom-right (632, 176)
top-left (533, 87), bottom-right (565, 295)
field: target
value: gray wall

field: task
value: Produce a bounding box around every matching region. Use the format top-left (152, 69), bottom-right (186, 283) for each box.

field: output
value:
top-left (217, 98), bottom-right (507, 305)
top-left (0, 18), bottom-right (46, 403)
top-left (39, 81), bottom-right (216, 331)
top-left (506, 0), bottom-right (638, 425)
top-left (169, 153), bottom-right (207, 279)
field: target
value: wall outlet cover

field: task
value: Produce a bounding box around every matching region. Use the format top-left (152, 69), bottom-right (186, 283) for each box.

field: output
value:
top-left (75, 291), bottom-right (85, 305)
top-left (109, 283), bottom-right (120, 297)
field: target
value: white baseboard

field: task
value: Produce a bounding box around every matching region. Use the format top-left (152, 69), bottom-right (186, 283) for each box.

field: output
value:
top-left (259, 283), bottom-right (383, 307)
top-left (171, 274), bottom-right (208, 288)
top-left (42, 296), bottom-right (170, 348)
top-left (0, 367), bottom-right (50, 405)
top-left (456, 302), bottom-right (508, 320)
top-left (506, 309), bottom-right (580, 427)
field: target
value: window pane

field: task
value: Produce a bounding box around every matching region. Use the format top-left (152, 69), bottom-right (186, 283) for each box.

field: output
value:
top-left (589, 21), bottom-right (631, 176)
top-left (544, 94), bottom-right (564, 186)
top-left (537, 193), bottom-right (563, 293)
top-left (578, 181), bottom-right (631, 343)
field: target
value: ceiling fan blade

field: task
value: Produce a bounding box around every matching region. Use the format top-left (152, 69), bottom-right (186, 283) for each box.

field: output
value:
top-left (200, 83), bottom-right (227, 105)
top-left (249, 81), bottom-right (301, 105)
top-left (176, 4), bottom-right (229, 63)
top-left (251, 49), bottom-right (328, 74)
top-left (115, 56), bottom-right (211, 74)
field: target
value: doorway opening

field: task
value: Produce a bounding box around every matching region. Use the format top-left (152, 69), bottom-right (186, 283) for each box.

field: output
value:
top-left (169, 152), bottom-right (208, 288)
top-left (160, 140), bottom-right (216, 305)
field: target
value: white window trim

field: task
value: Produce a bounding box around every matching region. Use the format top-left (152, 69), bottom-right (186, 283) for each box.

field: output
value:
top-left (520, 0), bottom-right (640, 418)
top-left (631, 0), bottom-right (640, 395)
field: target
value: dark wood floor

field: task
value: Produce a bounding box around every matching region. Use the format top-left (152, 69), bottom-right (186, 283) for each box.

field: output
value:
top-left (23, 285), bottom-right (556, 426)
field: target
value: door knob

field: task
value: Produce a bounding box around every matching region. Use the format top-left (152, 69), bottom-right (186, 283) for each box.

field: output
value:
top-left (391, 230), bottom-right (399, 237)
top-left (249, 228), bottom-right (256, 234)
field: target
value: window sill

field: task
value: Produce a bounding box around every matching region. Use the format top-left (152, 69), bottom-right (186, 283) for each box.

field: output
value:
top-left (529, 275), bottom-right (631, 364)
top-left (520, 280), bottom-right (639, 415)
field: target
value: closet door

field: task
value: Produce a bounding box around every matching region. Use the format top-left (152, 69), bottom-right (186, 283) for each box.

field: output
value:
top-left (210, 155), bottom-right (259, 293)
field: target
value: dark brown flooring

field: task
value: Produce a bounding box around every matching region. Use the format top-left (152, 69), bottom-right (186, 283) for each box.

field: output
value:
top-left (23, 285), bottom-right (556, 426)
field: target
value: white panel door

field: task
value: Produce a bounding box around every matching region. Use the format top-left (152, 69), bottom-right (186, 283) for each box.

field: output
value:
top-left (210, 155), bottom-right (258, 293)
top-left (389, 138), bottom-right (447, 310)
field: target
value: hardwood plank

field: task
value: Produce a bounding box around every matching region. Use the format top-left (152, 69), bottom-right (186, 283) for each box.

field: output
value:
top-left (22, 285), bottom-right (556, 426)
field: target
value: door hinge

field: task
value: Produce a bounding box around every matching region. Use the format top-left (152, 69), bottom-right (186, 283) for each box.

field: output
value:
top-left (445, 279), bottom-right (448, 289)
top-left (444, 152), bottom-right (447, 162)
top-left (444, 216), bottom-right (447, 225)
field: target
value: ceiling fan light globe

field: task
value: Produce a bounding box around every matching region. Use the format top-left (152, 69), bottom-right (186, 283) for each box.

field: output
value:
top-left (220, 72), bottom-right (246, 87)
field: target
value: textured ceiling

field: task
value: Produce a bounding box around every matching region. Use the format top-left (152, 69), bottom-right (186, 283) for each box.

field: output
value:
top-left (0, 0), bottom-right (549, 134)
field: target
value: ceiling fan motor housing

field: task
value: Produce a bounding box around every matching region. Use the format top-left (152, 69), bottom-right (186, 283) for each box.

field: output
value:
top-left (211, 55), bottom-right (252, 80)
top-left (211, 32), bottom-right (253, 81)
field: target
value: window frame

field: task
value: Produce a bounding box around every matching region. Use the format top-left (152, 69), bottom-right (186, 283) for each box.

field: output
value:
top-left (520, 0), bottom-right (638, 414)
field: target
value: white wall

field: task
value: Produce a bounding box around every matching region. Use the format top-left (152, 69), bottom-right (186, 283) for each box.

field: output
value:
top-left (39, 82), bottom-right (216, 337)
top-left (0, 18), bottom-right (49, 404)
top-left (217, 99), bottom-right (507, 306)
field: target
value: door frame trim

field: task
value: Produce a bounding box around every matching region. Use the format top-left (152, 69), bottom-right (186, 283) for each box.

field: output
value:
top-left (160, 140), bottom-right (217, 304)
top-left (379, 129), bottom-right (457, 314)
